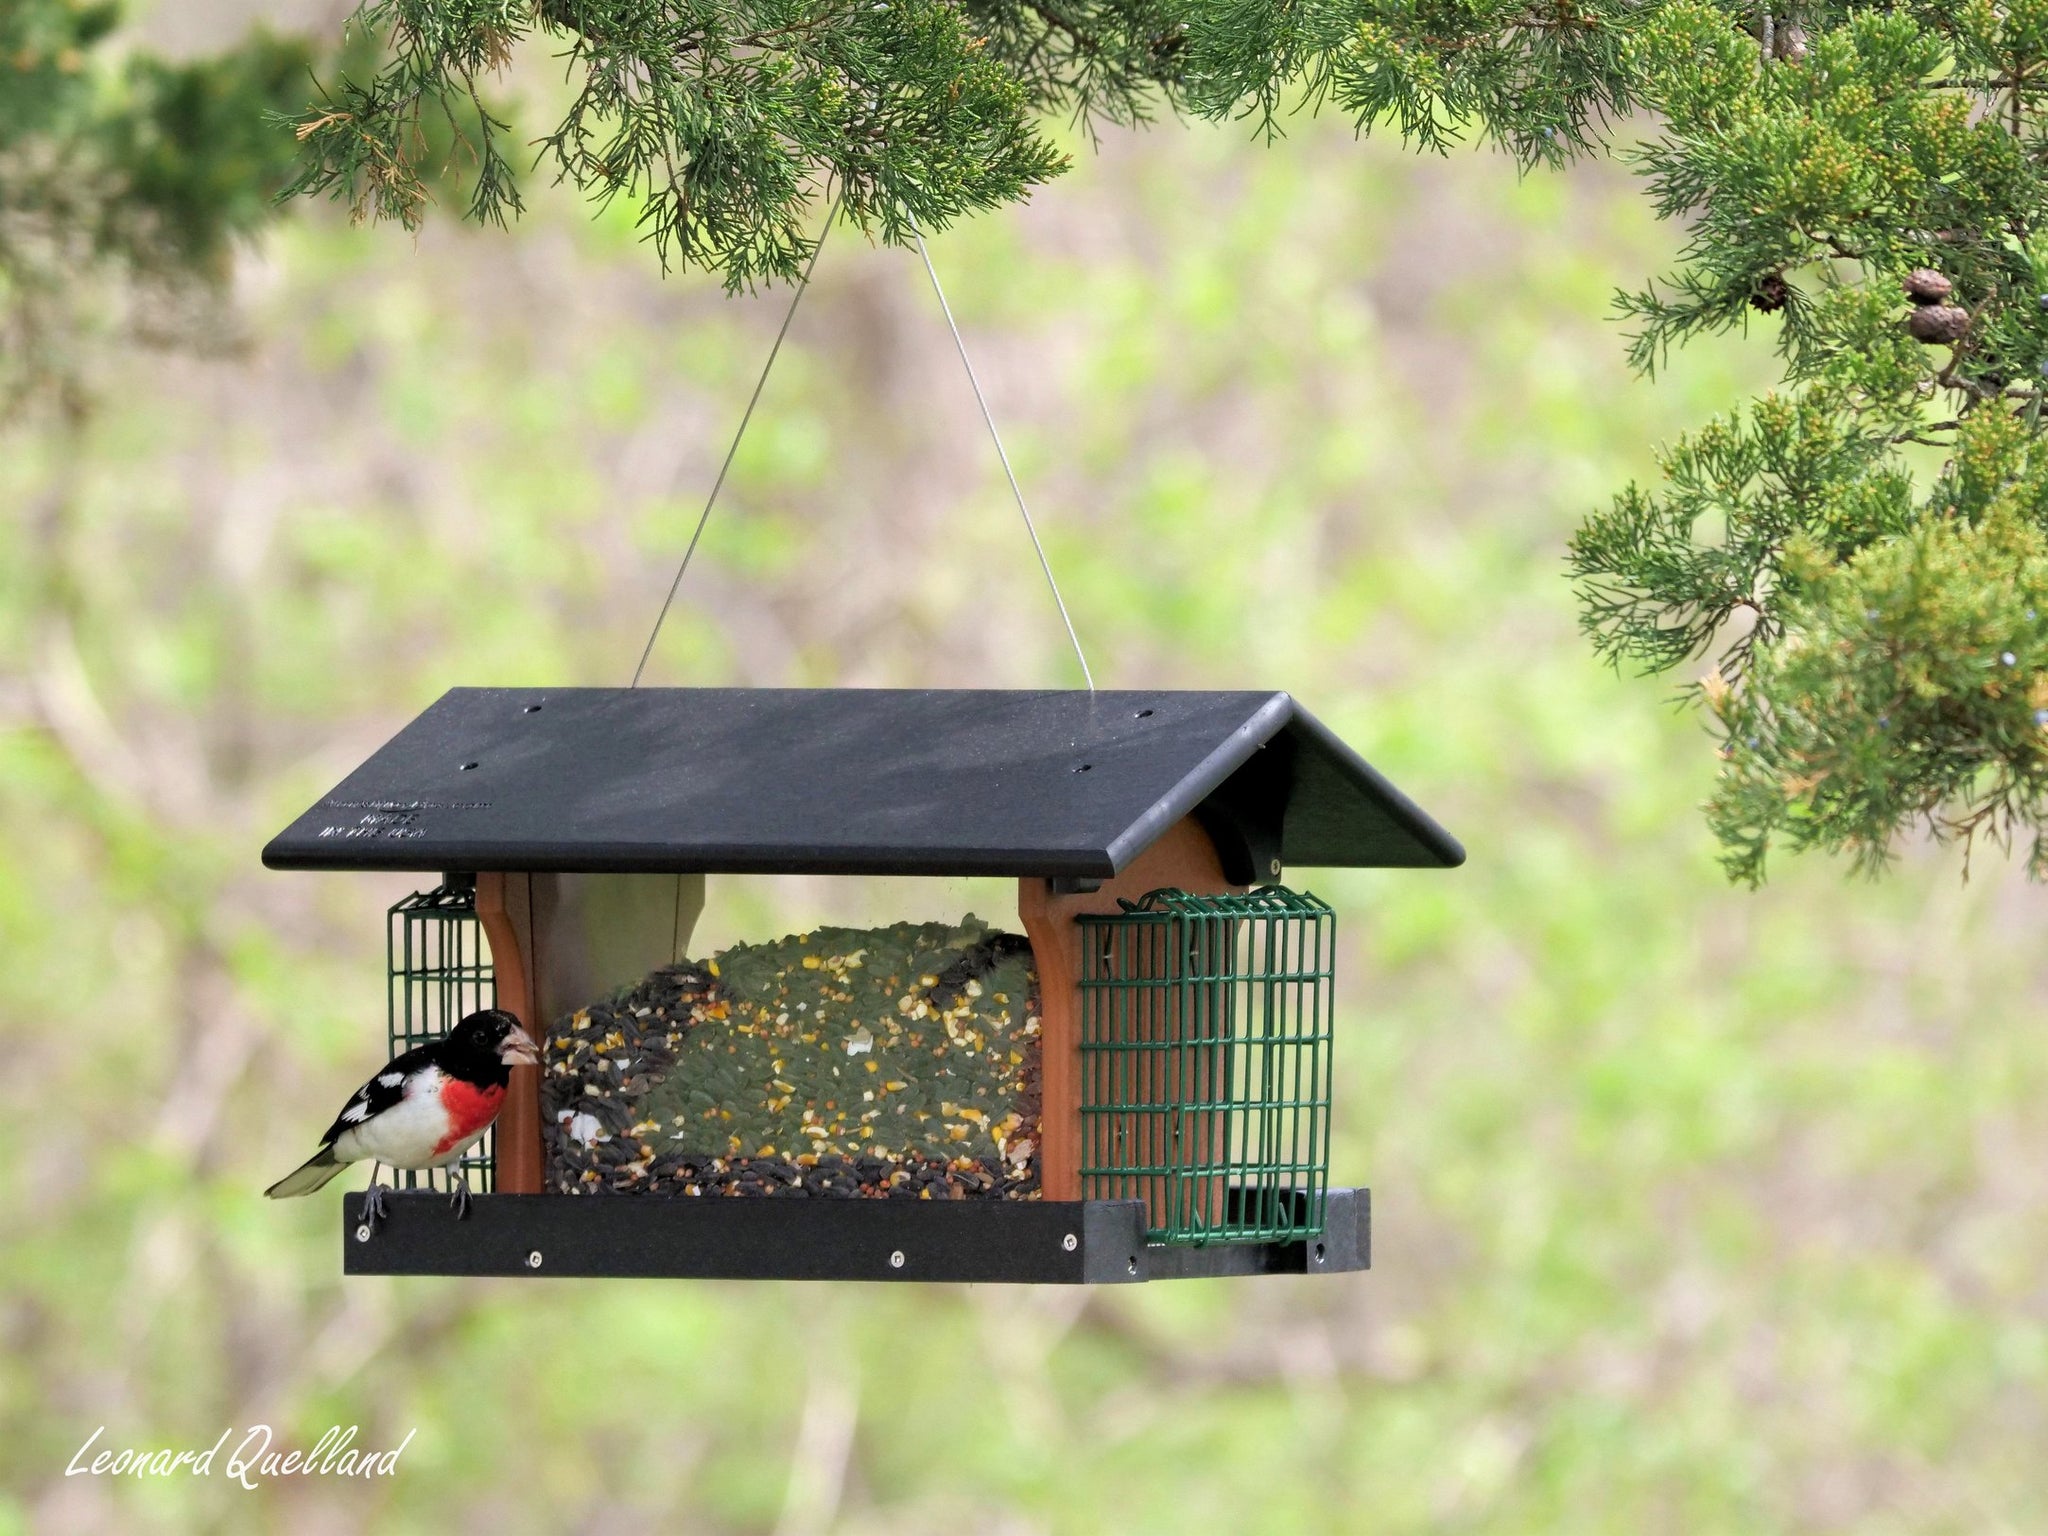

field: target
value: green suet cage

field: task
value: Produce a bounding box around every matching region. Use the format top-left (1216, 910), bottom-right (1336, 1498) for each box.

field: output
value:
top-left (387, 880), bottom-right (497, 1194)
top-left (1077, 886), bottom-right (1335, 1246)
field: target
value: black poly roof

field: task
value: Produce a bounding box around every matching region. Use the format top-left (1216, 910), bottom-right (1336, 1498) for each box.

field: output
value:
top-left (261, 688), bottom-right (1464, 878)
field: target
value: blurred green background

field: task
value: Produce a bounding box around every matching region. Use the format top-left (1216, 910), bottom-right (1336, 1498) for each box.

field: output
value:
top-left (5, 6), bottom-right (2048, 1533)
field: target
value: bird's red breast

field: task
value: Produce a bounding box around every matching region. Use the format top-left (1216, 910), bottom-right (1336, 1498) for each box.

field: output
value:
top-left (433, 1077), bottom-right (507, 1156)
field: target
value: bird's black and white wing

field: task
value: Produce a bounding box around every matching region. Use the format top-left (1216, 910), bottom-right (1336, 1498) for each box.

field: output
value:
top-left (317, 1041), bottom-right (435, 1148)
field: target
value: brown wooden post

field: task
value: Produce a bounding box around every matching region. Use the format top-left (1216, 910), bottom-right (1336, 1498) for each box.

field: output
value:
top-left (1017, 818), bottom-right (1245, 1207)
top-left (475, 871), bottom-right (544, 1194)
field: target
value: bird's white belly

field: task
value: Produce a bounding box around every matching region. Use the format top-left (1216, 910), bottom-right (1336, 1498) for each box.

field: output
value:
top-left (332, 1069), bottom-right (466, 1168)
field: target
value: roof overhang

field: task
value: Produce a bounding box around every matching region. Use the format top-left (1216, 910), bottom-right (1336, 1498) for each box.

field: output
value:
top-left (262, 688), bottom-right (1464, 880)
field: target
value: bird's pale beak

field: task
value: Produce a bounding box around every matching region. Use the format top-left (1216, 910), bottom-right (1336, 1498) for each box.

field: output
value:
top-left (499, 1025), bottom-right (541, 1067)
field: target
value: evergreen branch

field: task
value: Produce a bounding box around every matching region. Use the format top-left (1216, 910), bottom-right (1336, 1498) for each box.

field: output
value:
top-left (284, 0), bottom-right (1070, 285)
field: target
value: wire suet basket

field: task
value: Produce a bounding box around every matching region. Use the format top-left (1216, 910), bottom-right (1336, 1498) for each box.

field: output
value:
top-left (1077, 886), bottom-right (1334, 1245)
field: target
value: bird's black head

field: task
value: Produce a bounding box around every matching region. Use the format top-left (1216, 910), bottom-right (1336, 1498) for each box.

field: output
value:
top-left (444, 1009), bottom-right (540, 1071)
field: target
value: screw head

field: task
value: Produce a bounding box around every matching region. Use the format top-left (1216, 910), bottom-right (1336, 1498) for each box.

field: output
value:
top-left (1127, 1256), bottom-right (1140, 1277)
top-left (1061, 1232), bottom-right (1078, 1252)
top-left (1268, 858), bottom-right (1282, 877)
top-left (526, 1250), bottom-right (543, 1269)
top-left (354, 1224), bottom-right (372, 1244)
top-left (889, 1249), bottom-right (906, 1269)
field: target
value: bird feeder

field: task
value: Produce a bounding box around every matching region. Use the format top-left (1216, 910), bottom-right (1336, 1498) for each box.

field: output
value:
top-left (264, 687), bottom-right (1462, 1283)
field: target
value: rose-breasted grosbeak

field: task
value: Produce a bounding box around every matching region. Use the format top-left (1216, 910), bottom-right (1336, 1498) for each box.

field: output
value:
top-left (265, 1009), bottom-right (538, 1223)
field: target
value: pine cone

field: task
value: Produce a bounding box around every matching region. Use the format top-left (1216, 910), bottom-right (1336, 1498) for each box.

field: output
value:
top-left (1750, 273), bottom-right (1790, 313)
top-left (1905, 303), bottom-right (1970, 344)
top-left (1903, 268), bottom-right (1953, 304)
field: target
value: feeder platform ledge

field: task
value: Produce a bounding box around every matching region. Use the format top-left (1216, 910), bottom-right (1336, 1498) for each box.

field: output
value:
top-left (342, 1187), bottom-right (1371, 1284)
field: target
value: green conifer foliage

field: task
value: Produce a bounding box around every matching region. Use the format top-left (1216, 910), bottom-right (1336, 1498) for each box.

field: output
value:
top-left (0, 2), bottom-right (309, 419)
top-left (1569, 4), bottom-right (2048, 880)
top-left (1161, 0), bottom-right (2048, 880)
top-left (283, 0), bottom-right (1073, 286)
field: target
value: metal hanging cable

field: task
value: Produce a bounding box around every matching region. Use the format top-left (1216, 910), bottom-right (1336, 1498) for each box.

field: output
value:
top-left (631, 198), bottom-right (1097, 693)
top-left (912, 229), bottom-right (1096, 693)
top-left (631, 197), bottom-right (842, 687)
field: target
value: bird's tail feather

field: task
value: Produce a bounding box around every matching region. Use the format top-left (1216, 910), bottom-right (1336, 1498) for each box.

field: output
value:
top-left (264, 1147), bottom-right (347, 1199)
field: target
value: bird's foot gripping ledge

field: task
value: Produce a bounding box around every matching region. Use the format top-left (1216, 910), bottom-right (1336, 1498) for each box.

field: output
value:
top-left (342, 1187), bottom-right (1371, 1283)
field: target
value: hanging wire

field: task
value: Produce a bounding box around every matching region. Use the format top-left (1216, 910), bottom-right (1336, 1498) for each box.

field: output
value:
top-left (912, 229), bottom-right (1096, 692)
top-left (631, 196), bottom-right (843, 687)
top-left (631, 198), bottom-right (1098, 692)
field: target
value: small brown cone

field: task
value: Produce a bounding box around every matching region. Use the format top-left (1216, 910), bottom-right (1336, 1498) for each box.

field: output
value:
top-left (1903, 268), bottom-right (1953, 304)
top-left (1905, 303), bottom-right (1969, 344)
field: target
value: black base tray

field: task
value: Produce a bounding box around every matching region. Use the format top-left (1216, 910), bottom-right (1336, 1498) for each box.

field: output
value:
top-left (341, 1186), bottom-right (1370, 1284)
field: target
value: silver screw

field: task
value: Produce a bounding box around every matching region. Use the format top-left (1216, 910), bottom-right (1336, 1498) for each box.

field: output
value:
top-left (355, 1224), bottom-right (372, 1244)
top-left (1061, 1233), bottom-right (1078, 1252)
top-left (526, 1250), bottom-right (543, 1269)
top-left (889, 1250), bottom-right (906, 1270)
top-left (1127, 1256), bottom-right (1139, 1277)
top-left (1268, 858), bottom-right (1282, 877)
